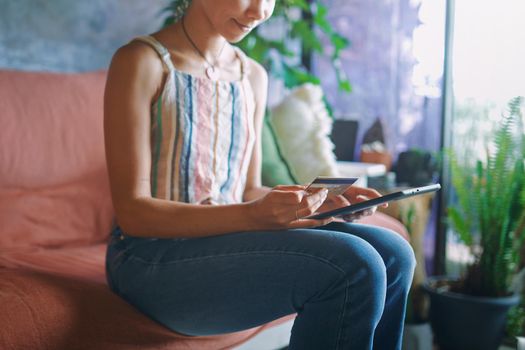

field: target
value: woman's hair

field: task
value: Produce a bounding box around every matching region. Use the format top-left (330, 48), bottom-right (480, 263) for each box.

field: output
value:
top-left (171, 0), bottom-right (192, 22)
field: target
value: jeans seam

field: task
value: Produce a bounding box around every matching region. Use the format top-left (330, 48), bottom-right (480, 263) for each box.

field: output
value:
top-left (335, 279), bottom-right (350, 349)
top-left (122, 249), bottom-right (348, 274)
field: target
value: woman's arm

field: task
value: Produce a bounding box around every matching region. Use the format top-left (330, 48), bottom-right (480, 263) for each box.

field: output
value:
top-left (104, 44), bottom-right (331, 238)
top-left (104, 43), bottom-right (254, 238)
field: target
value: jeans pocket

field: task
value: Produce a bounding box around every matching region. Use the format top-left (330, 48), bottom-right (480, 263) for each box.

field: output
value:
top-left (106, 228), bottom-right (136, 293)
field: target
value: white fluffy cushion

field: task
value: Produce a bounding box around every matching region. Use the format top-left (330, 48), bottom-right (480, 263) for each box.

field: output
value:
top-left (269, 84), bottom-right (340, 184)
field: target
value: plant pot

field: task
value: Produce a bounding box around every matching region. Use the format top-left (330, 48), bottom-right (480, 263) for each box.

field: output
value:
top-left (402, 322), bottom-right (433, 350)
top-left (518, 336), bottom-right (525, 350)
top-left (422, 276), bottom-right (520, 350)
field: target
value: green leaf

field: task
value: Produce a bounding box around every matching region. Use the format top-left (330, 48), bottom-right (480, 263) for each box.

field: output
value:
top-left (291, 21), bottom-right (323, 53)
top-left (288, 0), bottom-right (309, 11)
top-left (338, 79), bottom-right (352, 92)
top-left (283, 65), bottom-right (321, 88)
top-left (334, 64), bottom-right (352, 92)
top-left (314, 4), bottom-right (332, 33)
top-left (266, 40), bottom-right (296, 57)
top-left (448, 207), bottom-right (473, 246)
top-left (447, 96), bottom-right (525, 296)
top-left (331, 33), bottom-right (350, 57)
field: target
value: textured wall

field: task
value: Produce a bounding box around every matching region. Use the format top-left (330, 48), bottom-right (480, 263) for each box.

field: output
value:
top-left (312, 0), bottom-right (446, 274)
top-left (0, 0), bottom-right (168, 72)
top-left (313, 0), bottom-right (444, 158)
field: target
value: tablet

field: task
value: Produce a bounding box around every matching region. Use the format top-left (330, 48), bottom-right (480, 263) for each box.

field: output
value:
top-left (307, 183), bottom-right (441, 220)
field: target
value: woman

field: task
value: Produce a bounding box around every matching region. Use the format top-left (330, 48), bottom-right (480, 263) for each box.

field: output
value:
top-left (104, 0), bottom-right (416, 349)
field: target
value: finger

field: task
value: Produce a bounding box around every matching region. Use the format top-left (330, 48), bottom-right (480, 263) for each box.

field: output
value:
top-left (308, 188), bottom-right (329, 204)
top-left (353, 187), bottom-right (382, 198)
top-left (345, 186), bottom-right (383, 199)
top-left (342, 208), bottom-right (375, 222)
top-left (341, 215), bottom-right (357, 222)
top-left (354, 195), bottom-right (370, 203)
top-left (288, 217), bottom-right (334, 229)
top-left (273, 185), bottom-right (306, 191)
top-left (365, 207), bottom-right (377, 216)
top-left (361, 188), bottom-right (387, 208)
top-left (331, 217), bottom-right (346, 223)
top-left (296, 190), bottom-right (328, 217)
top-left (331, 195), bottom-right (350, 207)
top-left (304, 187), bottom-right (326, 195)
top-left (348, 189), bottom-right (388, 208)
top-left (272, 189), bottom-right (305, 204)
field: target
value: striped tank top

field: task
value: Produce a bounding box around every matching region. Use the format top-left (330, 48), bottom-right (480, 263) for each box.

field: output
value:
top-left (135, 36), bottom-right (256, 205)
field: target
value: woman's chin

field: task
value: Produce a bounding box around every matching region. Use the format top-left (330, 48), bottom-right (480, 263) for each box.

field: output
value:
top-left (223, 31), bottom-right (251, 44)
top-left (221, 23), bottom-right (256, 43)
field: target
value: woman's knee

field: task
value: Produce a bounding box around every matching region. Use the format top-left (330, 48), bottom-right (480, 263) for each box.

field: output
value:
top-left (339, 223), bottom-right (415, 275)
top-left (322, 223), bottom-right (416, 283)
top-left (386, 231), bottom-right (416, 277)
top-left (329, 233), bottom-right (388, 291)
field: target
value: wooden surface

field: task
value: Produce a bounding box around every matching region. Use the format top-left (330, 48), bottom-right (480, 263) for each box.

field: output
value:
top-left (379, 188), bottom-right (435, 320)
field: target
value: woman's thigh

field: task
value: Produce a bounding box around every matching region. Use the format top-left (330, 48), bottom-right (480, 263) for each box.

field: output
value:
top-left (317, 222), bottom-right (416, 276)
top-left (106, 225), bottom-right (386, 336)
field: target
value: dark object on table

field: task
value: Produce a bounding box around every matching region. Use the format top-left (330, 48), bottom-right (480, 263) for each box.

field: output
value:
top-left (360, 118), bottom-right (392, 170)
top-left (330, 119), bottom-right (359, 161)
top-left (362, 118), bottom-right (386, 145)
top-left (394, 150), bottom-right (437, 186)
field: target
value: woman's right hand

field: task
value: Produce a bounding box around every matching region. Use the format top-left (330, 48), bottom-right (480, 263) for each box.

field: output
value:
top-left (248, 185), bottom-right (334, 230)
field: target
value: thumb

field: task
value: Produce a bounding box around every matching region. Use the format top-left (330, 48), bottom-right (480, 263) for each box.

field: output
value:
top-left (274, 185), bottom-right (306, 191)
top-left (332, 195), bottom-right (351, 207)
top-left (355, 195), bottom-right (369, 203)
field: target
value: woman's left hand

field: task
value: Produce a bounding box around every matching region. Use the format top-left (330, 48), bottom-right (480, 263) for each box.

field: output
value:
top-left (317, 185), bottom-right (387, 222)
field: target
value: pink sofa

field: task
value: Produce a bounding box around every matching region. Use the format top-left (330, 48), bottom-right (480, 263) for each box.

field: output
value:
top-left (0, 69), bottom-right (409, 350)
top-left (0, 70), bottom-right (293, 350)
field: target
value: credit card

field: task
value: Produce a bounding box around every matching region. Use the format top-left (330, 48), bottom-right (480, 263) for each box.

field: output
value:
top-left (305, 177), bottom-right (359, 197)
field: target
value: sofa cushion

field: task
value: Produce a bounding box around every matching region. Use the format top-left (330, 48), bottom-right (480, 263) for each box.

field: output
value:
top-left (0, 243), bottom-right (296, 350)
top-left (261, 115), bottom-right (297, 187)
top-left (0, 70), bottom-right (114, 249)
top-left (0, 244), bottom-right (108, 283)
top-left (0, 268), bottom-right (294, 350)
top-left (268, 84), bottom-right (340, 184)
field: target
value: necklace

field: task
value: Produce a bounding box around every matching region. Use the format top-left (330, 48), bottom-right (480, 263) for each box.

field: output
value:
top-left (181, 16), bottom-right (226, 81)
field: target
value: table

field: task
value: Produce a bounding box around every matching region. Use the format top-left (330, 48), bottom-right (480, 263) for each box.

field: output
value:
top-left (336, 161), bottom-right (386, 187)
top-left (379, 188), bottom-right (436, 321)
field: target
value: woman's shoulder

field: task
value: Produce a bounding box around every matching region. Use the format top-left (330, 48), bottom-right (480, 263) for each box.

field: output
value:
top-left (244, 55), bottom-right (267, 83)
top-left (111, 39), bottom-right (164, 73)
top-left (105, 39), bottom-right (166, 101)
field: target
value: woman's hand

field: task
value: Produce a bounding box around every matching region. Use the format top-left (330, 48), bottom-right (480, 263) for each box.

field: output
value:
top-left (317, 185), bottom-right (387, 222)
top-left (248, 185), bottom-right (334, 230)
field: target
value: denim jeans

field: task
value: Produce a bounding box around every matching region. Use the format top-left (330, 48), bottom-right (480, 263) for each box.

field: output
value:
top-left (106, 222), bottom-right (415, 350)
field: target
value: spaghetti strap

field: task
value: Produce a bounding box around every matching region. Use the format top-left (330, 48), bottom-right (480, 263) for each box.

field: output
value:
top-left (134, 35), bottom-right (175, 72)
top-left (232, 47), bottom-right (251, 80)
top-left (132, 35), bottom-right (177, 109)
top-left (231, 47), bottom-right (255, 122)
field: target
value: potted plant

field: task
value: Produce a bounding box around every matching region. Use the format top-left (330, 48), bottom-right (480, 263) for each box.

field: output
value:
top-left (423, 96), bottom-right (525, 350)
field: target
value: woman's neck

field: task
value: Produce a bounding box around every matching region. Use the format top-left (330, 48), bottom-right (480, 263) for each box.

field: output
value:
top-left (180, 4), bottom-right (228, 63)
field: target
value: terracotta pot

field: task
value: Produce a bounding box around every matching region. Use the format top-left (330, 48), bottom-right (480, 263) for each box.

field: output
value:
top-left (360, 150), bottom-right (392, 171)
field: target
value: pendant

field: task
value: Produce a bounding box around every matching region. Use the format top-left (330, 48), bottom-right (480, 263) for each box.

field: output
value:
top-left (206, 66), bottom-right (219, 81)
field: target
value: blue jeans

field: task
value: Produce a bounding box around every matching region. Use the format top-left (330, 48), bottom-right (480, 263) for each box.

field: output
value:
top-left (106, 222), bottom-right (415, 349)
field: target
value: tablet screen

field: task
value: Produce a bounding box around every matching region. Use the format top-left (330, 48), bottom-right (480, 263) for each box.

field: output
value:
top-left (307, 183), bottom-right (441, 220)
